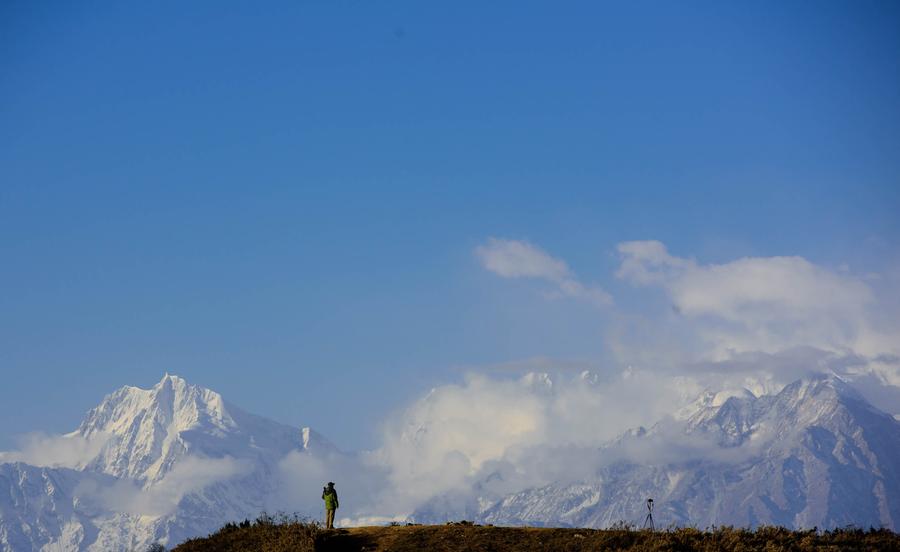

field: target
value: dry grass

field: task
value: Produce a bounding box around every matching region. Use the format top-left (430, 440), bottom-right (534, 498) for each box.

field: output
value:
top-left (171, 518), bottom-right (900, 552)
top-left (172, 513), bottom-right (321, 552)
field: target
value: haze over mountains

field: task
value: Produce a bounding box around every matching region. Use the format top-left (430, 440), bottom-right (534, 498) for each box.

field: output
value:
top-left (1, 371), bottom-right (899, 551)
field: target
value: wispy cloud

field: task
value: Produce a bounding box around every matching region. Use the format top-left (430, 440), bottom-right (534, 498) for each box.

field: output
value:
top-left (76, 455), bottom-right (253, 517)
top-left (475, 238), bottom-right (612, 307)
top-left (0, 432), bottom-right (110, 469)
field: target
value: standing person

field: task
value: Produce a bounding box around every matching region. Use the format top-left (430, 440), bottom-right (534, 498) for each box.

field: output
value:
top-left (322, 482), bottom-right (339, 529)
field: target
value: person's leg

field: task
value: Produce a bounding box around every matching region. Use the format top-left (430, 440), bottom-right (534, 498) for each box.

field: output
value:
top-left (326, 508), bottom-right (334, 529)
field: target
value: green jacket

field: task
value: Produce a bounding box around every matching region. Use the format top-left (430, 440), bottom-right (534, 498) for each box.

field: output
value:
top-left (322, 488), bottom-right (339, 510)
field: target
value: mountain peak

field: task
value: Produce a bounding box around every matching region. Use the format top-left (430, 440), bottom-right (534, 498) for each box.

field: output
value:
top-left (157, 372), bottom-right (187, 388)
top-left (777, 372), bottom-right (864, 404)
top-left (1, 375), bottom-right (332, 550)
top-left (80, 375), bottom-right (233, 436)
top-left (75, 375), bottom-right (245, 480)
top-left (71, 374), bottom-right (325, 484)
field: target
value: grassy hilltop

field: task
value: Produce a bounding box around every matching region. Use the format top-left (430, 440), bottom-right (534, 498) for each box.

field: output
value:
top-left (170, 515), bottom-right (900, 552)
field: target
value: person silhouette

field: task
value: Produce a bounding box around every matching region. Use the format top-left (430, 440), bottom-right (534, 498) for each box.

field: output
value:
top-left (322, 482), bottom-right (339, 529)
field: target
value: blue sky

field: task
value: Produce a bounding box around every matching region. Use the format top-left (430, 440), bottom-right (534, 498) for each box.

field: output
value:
top-left (1, 1), bottom-right (899, 450)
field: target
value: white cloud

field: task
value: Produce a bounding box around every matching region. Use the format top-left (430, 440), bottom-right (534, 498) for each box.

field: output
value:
top-left (475, 238), bottom-right (612, 306)
top-left (0, 432), bottom-right (110, 468)
top-left (272, 449), bottom-right (389, 527)
top-left (471, 236), bottom-right (899, 402)
top-left (615, 240), bottom-right (893, 362)
top-left (77, 455), bottom-right (252, 517)
top-left (476, 238), bottom-right (570, 281)
top-left (617, 240), bottom-right (873, 320)
top-left (371, 368), bottom-right (696, 517)
top-left (356, 239), bottom-right (900, 520)
top-left (615, 240), bottom-right (691, 285)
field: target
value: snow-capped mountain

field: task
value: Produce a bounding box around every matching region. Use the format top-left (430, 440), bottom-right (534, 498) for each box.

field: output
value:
top-left (412, 374), bottom-right (900, 530)
top-left (3, 372), bottom-right (900, 551)
top-left (0, 463), bottom-right (115, 552)
top-left (0, 375), bottom-right (336, 551)
top-left (77, 373), bottom-right (332, 482)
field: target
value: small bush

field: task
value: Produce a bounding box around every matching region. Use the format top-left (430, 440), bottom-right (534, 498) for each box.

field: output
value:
top-left (173, 512), bottom-right (321, 552)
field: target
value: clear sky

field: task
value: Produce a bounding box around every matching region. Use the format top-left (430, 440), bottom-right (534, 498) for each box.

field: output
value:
top-left (2, 1), bottom-right (899, 450)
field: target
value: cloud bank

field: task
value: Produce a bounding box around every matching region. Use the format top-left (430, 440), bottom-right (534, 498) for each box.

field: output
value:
top-left (370, 368), bottom-right (699, 514)
top-left (613, 240), bottom-right (900, 389)
top-left (73, 455), bottom-right (253, 517)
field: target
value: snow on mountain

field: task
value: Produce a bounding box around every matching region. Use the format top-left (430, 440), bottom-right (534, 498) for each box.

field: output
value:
top-left (412, 374), bottom-right (900, 530)
top-left (0, 463), bottom-right (107, 551)
top-left (0, 375), bottom-right (335, 552)
top-left (3, 372), bottom-right (900, 551)
top-left (77, 373), bottom-right (330, 482)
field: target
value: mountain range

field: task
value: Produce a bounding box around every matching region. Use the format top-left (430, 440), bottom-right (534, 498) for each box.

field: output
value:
top-left (411, 376), bottom-right (900, 529)
top-left (1, 373), bottom-right (898, 551)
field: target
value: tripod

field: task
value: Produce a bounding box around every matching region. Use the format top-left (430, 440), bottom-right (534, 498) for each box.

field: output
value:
top-left (643, 498), bottom-right (654, 530)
